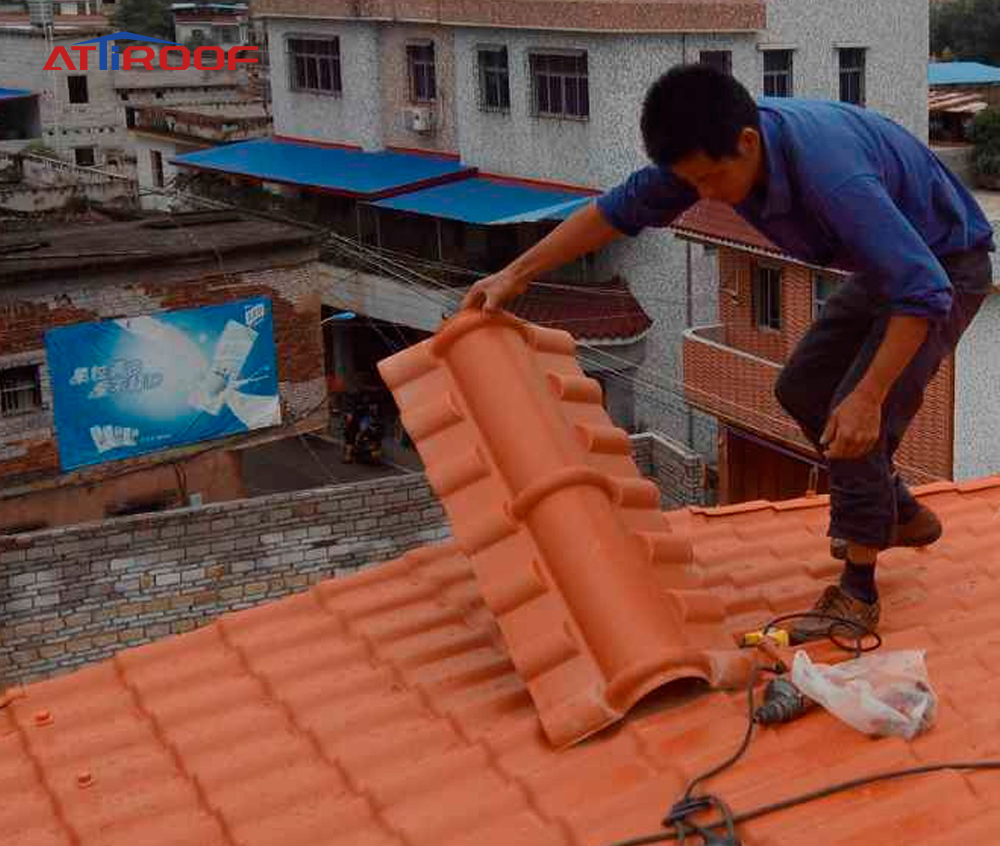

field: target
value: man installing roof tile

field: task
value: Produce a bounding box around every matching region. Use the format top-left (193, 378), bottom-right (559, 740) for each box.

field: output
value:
top-left (461, 64), bottom-right (994, 643)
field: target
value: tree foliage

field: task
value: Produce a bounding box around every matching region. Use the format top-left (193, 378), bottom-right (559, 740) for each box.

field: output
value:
top-left (110, 0), bottom-right (175, 42)
top-left (969, 108), bottom-right (1000, 182)
top-left (931, 0), bottom-right (1000, 65)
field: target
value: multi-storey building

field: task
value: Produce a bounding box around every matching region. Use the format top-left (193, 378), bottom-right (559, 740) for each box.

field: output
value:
top-left (170, 0), bottom-right (927, 499)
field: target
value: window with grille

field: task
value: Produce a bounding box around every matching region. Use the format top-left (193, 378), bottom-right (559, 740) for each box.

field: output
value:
top-left (814, 274), bottom-right (838, 319)
top-left (407, 43), bottom-right (437, 103)
top-left (217, 26), bottom-right (237, 45)
top-left (839, 48), bottom-right (866, 106)
top-left (763, 50), bottom-right (793, 97)
top-left (74, 146), bottom-right (95, 167)
top-left (151, 149), bottom-right (164, 187)
top-left (530, 52), bottom-right (589, 119)
top-left (288, 37), bottom-right (342, 95)
top-left (0, 365), bottom-right (42, 417)
top-left (752, 266), bottom-right (782, 330)
top-left (700, 50), bottom-right (732, 75)
top-left (67, 75), bottom-right (89, 104)
top-left (478, 46), bottom-right (510, 112)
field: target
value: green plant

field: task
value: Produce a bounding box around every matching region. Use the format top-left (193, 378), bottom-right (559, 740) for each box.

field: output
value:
top-left (970, 108), bottom-right (1000, 184)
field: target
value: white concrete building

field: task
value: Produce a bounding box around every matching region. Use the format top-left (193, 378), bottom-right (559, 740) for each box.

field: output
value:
top-left (239, 0), bottom-right (928, 461)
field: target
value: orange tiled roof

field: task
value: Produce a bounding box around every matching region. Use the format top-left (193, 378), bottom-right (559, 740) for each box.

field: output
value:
top-left (7, 480), bottom-right (1000, 846)
top-left (510, 278), bottom-right (652, 342)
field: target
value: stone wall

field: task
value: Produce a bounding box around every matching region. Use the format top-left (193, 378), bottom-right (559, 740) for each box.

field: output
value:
top-left (0, 472), bottom-right (448, 687)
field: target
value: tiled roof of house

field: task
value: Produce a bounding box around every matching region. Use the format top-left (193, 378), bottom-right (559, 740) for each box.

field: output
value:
top-left (509, 277), bottom-right (653, 342)
top-left (7, 478), bottom-right (1000, 846)
top-left (673, 200), bottom-right (783, 255)
top-left (8, 315), bottom-right (1000, 845)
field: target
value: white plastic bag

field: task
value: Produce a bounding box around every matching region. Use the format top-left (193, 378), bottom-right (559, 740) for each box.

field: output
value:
top-left (791, 650), bottom-right (937, 740)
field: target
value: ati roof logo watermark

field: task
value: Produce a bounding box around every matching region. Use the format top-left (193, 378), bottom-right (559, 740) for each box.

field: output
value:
top-left (44, 31), bottom-right (259, 71)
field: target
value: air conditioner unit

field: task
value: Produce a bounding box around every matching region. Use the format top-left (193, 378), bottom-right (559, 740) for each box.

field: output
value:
top-left (405, 106), bottom-right (436, 134)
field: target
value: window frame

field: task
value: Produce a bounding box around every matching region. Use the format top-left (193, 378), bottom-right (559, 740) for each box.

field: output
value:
top-left (67, 74), bottom-right (89, 104)
top-left (762, 49), bottom-right (794, 98)
top-left (287, 36), bottom-right (343, 97)
top-left (477, 45), bottom-right (511, 113)
top-left (529, 50), bottom-right (590, 120)
top-left (752, 264), bottom-right (783, 331)
top-left (0, 364), bottom-right (43, 417)
top-left (700, 50), bottom-right (732, 75)
top-left (838, 47), bottom-right (866, 106)
top-left (407, 41), bottom-right (437, 104)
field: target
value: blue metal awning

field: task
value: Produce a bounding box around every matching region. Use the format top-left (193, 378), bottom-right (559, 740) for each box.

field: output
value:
top-left (368, 176), bottom-right (596, 225)
top-left (929, 62), bottom-right (1000, 86)
top-left (0, 88), bottom-right (34, 101)
top-left (171, 138), bottom-right (474, 199)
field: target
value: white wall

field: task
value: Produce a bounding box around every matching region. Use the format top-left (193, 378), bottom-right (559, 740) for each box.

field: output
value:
top-left (265, 18), bottom-right (382, 150)
top-left (954, 294), bottom-right (1000, 481)
top-left (762, 0), bottom-right (928, 139)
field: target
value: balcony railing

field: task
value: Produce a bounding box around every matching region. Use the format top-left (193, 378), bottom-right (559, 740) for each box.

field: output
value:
top-left (127, 105), bottom-right (272, 143)
top-left (683, 325), bottom-right (807, 449)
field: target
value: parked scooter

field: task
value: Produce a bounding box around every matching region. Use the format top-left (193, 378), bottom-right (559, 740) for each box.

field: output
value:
top-left (342, 396), bottom-right (384, 465)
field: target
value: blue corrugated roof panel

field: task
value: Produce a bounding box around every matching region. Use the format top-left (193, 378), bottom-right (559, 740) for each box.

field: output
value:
top-left (929, 62), bottom-right (1000, 86)
top-left (0, 88), bottom-right (33, 101)
top-left (171, 138), bottom-right (473, 198)
top-left (369, 176), bottom-right (595, 225)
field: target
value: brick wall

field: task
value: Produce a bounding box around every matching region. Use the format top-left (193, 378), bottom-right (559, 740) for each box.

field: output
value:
top-left (0, 262), bottom-right (326, 489)
top-left (0, 433), bottom-right (704, 686)
top-left (694, 247), bottom-right (953, 485)
top-left (631, 432), bottom-right (707, 508)
top-left (0, 472), bottom-right (449, 686)
top-left (720, 252), bottom-right (814, 363)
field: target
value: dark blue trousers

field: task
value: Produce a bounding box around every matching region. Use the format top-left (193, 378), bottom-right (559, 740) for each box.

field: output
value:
top-left (775, 248), bottom-right (991, 549)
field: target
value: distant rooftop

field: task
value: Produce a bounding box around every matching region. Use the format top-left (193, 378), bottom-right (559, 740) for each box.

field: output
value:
top-left (929, 61), bottom-right (1000, 86)
top-left (0, 211), bottom-right (320, 283)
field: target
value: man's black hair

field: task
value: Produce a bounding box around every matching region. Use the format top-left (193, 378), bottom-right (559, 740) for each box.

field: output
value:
top-left (641, 64), bottom-right (760, 166)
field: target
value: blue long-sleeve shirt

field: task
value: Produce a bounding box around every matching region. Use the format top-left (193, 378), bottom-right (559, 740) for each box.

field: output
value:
top-left (596, 98), bottom-right (995, 318)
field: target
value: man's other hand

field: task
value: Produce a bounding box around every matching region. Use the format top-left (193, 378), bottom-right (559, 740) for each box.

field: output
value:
top-left (460, 269), bottom-right (527, 312)
top-left (821, 389), bottom-right (883, 459)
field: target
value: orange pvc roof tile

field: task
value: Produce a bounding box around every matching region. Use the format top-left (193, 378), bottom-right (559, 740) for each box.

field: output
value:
top-left (377, 311), bottom-right (750, 747)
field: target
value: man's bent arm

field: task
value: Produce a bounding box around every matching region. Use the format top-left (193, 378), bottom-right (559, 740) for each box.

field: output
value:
top-left (855, 315), bottom-right (929, 404)
top-left (506, 202), bottom-right (623, 288)
top-left (461, 202), bottom-right (623, 310)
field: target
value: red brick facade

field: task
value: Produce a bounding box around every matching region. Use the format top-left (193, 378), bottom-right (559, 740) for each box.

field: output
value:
top-left (0, 263), bottom-right (326, 528)
top-left (685, 248), bottom-right (953, 489)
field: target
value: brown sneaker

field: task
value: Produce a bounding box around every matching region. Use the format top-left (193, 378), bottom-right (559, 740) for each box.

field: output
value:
top-left (789, 585), bottom-right (881, 645)
top-left (830, 505), bottom-right (942, 560)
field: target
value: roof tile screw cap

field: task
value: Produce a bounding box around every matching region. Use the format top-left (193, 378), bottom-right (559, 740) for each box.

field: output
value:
top-left (34, 709), bottom-right (53, 727)
top-left (77, 771), bottom-right (95, 789)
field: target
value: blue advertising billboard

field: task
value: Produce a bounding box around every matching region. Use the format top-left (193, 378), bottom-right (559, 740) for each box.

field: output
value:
top-left (45, 297), bottom-right (281, 470)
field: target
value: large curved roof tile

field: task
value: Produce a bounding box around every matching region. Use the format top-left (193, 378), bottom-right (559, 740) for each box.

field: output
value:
top-left (378, 311), bottom-right (749, 747)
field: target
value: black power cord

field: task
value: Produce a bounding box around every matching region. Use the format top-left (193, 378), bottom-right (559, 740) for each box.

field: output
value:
top-left (601, 611), bottom-right (939, 846)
